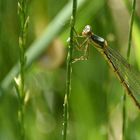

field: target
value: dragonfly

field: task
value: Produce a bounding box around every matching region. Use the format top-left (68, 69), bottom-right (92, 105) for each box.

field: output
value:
top-left (74, 25), bottom-right (140, 110)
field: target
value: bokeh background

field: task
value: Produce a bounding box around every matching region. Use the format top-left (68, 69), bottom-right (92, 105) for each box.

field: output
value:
top-left (0, 0), bottom-right (140, 140)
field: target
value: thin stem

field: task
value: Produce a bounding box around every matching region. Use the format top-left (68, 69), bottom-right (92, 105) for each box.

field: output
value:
top-left (122, 0), bottom-right (136, 140)
top-left (122, 94), bottom-right (126, 140)
top-left (16, 0), bottom-right (28, 139)
top-left (127, 0), bottom-right (136, 60)
top-left (63, 0), bottom-right (77, 140)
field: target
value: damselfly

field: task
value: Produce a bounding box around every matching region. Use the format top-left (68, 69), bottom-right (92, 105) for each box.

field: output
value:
top-left (74, 25), bottom-right (140, 109)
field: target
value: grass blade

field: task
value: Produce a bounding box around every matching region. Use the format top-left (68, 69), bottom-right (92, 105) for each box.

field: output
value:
top-left (0, 0), bottom-right (86, 92)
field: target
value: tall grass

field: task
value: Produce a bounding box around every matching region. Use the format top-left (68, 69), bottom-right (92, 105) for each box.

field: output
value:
top-left (122, 0), bottom-right (136, 139)
top-left (14, 0), bottom-right (29, 139)
top-left (0, 0), bottom-right (140, 140)
top-left (63, 1), bottom-right (77, 140)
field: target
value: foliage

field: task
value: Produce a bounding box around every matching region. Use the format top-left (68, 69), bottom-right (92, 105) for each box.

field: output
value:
top-left (0, 0), bottom-right (140, 140)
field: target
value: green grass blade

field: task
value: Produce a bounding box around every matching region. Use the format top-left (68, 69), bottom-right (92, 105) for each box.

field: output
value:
top-left (0, 0), bottom-right (86, 92)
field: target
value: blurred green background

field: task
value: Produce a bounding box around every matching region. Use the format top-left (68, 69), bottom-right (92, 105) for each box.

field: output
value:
top-left (0, 0), bottom-right (140, 140)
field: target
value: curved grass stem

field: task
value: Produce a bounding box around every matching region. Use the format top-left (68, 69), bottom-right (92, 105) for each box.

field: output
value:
top-left (122, 0), bottom-right (136, 140)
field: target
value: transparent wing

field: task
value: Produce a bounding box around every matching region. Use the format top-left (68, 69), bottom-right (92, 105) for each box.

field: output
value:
top-left (105, 47), bottom-right (140, 104)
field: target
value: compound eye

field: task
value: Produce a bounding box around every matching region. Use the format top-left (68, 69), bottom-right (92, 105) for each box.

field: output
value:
top-left (85, 25), bottom-right (91, 32)
top-left (82, 25), bottom-right (92, 36)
